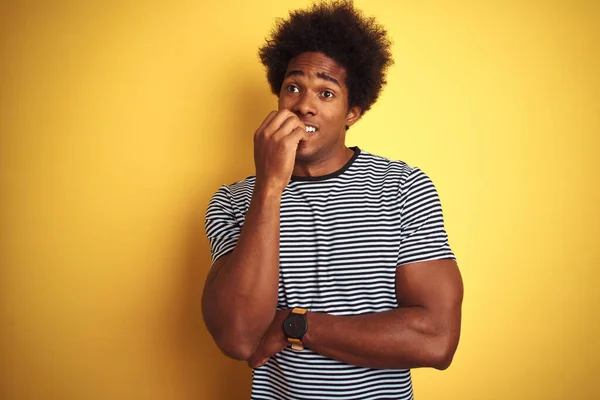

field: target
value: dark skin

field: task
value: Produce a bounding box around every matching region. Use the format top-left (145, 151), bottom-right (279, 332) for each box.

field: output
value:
top-left (202, 52), bottom-right (463, 369)
top-left (247, 259), bottom-right (463, 369)
top-left (201, 52), bottom-right (360, 359)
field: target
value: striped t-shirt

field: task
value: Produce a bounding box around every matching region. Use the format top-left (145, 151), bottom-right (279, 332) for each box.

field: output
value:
top-left (205, 147), bottom-right (456, 400)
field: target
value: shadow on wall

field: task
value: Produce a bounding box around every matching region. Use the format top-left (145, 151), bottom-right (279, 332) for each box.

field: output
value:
top-left (169, 76), bottom-right (277, 399)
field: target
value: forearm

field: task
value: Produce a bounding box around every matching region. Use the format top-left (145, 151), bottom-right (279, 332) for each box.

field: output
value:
top-left (303, 307), bottom-right (460, 370)
top-left (202, 184), bottom-right (281, 357)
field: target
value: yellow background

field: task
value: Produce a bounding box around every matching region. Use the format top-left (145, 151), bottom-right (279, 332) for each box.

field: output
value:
top-left (1, 0), bottom-right (598, 399)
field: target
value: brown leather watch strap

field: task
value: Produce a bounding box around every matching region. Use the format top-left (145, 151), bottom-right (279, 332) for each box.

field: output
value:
top-left (287, 337), bottom-right (304, 351)
top-left (286, 308), bottom-right (308, 351)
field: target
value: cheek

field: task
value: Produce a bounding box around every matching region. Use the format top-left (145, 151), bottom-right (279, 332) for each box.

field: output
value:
top-left (322, 105), bottom-right (347, 124)
top-left (278, 96), bottom-right (292, 111)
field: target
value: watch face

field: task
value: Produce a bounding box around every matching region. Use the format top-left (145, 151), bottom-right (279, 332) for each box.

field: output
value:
top-left (284, 313), bottom-right (307, 339)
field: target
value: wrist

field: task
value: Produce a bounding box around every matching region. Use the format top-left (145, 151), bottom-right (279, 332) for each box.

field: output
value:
top-left (302, 311), bottom-right (316, 347)
top-left (254, 179), bottom-right (285, 199)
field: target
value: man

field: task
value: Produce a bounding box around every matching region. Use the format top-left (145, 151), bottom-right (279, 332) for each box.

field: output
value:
top-left (202, 1), bottom-right (463, 399)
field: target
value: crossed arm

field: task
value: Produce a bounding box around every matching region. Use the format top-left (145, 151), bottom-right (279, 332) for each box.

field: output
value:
top-left (203, 237), bottom-right (463, 370)
top-left (203, 161), bottom-right (463, 368)
top-left (246, 258), bottom-right (463, 370)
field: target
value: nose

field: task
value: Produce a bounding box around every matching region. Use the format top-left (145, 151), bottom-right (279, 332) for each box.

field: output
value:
top-left (292, 91), bottom-right (317, 117)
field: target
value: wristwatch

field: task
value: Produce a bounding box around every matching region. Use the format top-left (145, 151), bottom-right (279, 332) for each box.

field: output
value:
top-left (283, 308), bottom-right (308, 351)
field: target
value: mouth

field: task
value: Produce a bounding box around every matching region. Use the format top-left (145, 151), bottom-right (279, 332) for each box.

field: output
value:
top-left (305, 125), bottom-right (318, 135)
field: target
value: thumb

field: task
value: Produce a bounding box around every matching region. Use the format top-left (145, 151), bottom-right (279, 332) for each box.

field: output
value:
top-left (249, 357), bottom-right (269, 369)
top-left (287, 126), bottom-right (309, 143)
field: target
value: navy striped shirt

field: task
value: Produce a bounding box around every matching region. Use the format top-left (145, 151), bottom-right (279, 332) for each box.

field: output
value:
top-left (206, 147), bottom-right (456, 400)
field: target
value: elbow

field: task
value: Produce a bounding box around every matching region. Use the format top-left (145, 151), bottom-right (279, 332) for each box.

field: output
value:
top-left (208, 328), bottom-right (257, 361)
top-left (216, 337), bottom-right (255, 361)
top-left (430, 336), bottom-right (458, 370)
top-left (203, 317), bottom-right (257, 361)
top-left (432, 351), bottom-right (455, 371)
top-left (205, 319), bottom-right (258, 360)
top-left (202, 300), bottom-right (256, 360)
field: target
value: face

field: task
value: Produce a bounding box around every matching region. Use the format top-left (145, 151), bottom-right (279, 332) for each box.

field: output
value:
top-left (278, 52), bottom-right (361, 163)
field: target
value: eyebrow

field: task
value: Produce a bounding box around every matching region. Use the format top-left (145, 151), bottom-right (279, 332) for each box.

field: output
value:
top-left (285, 70), bottom-right (341, 88)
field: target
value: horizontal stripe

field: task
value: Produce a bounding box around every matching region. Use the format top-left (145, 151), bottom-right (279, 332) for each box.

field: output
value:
top-left (206, 148), bottom-right (453, 399)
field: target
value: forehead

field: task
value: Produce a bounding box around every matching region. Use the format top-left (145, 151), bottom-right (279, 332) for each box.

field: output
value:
top-left (285, 52), bottom-right (347, 86)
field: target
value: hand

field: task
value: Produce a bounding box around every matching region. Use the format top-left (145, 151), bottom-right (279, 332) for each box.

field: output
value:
top-left (253, 110), bottom-right (309, 193)
top-left (247, 309), bottom-right (289, 369)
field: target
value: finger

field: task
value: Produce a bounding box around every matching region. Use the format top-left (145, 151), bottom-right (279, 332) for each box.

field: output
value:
top-left (247, 355), bottom-right (258, 368)
top-left (254, 110), bottom-right (278, 137)
top-left (272, 115), bottom-right (305, 141)
top-left (283, 125), bottom-right (310, 144)
top-left (256, 358), bottom-right (269, 368)
top-left (248, 356), bottom-right (267, 369)
top-left (262, 109), bottom-right (297, 137)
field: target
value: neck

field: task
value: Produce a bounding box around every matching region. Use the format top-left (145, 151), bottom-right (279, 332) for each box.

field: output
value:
top-left (292, 146), bottom-right (355, 178)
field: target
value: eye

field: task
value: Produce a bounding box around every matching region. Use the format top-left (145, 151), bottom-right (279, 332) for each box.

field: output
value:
top-left (320, 90), bottom-right (334, 99)
top-left (286, 85), bottom-right (300, 93)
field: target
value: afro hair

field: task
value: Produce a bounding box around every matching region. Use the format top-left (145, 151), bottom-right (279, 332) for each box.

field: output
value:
top-left (258, 0), bottom-right (393, 118)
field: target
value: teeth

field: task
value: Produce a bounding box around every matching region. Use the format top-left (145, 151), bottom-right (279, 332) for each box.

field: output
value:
top-left (305, 126), bottom-right (317, 133)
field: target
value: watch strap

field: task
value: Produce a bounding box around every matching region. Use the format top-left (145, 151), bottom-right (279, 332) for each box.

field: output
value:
top-left (287, 337), bottom-right (304, 351)
top-left (286, 308), bottom-right (308, 351)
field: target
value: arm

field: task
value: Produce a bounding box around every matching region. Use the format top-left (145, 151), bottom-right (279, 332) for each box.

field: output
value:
top-left (248, 259), bottom-right (463, 369)
top-left (202, 186), bottom-right (281, 360)
top-left (246, 167), bottom-right (461, 369)
top-left (303, 259), bottom-right (463, 370)
top-left (202, 110), bottom-right (308, 360)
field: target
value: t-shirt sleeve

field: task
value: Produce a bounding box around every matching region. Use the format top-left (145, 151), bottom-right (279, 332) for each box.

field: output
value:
top-left (397, 168), bottom-right (456, 266)
top-left (205, 185), bottom-right (241, 264)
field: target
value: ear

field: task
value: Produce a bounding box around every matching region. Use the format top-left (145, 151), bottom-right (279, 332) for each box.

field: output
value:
top-left (345, 106), bottom-right (363, 128)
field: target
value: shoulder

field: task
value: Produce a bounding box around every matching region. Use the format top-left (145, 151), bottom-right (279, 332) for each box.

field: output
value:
top-left (227, 175), bottom-right (256, 199)
top-left (354, 149), bottom-right (442, 203)
top-left (207, 176), bottom-right (256, 213)
top-left (211, 175), bottom-right (256, 199)
top-left (355, 149), bottom-right (426, 186)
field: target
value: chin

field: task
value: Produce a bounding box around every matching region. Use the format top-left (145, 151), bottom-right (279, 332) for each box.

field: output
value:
top-left (295, 142), bottom-right (319, 161)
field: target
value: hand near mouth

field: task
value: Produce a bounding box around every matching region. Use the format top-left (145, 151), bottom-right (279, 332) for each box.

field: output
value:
top-left (253, 109), bottom-right (310, 194)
